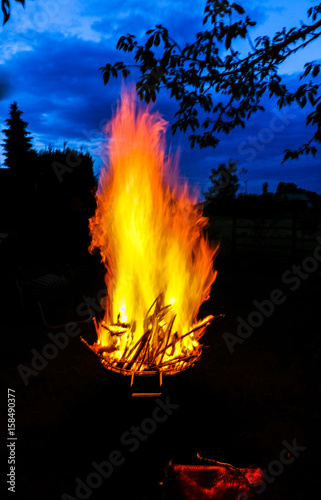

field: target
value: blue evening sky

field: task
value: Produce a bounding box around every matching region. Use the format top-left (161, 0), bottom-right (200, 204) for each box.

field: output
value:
top-left (0, 0), bottom-right (320, 197)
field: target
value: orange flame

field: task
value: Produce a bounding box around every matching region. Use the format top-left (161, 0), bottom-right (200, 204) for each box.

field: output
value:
top-left (89, 88), bottom-right (218, 373)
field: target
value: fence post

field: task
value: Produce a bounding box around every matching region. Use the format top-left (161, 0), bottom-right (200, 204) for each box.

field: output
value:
top-left (232, 205), bottom-right (237, 256)
top-left (292, 205), bottom-right (297, 259)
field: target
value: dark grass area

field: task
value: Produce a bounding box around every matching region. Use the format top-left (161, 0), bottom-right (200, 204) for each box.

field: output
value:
top-left (1, 253), bottom-right (320, 500)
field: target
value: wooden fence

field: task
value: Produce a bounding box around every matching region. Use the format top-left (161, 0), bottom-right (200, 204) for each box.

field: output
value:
top-left (207, 204), bottom-right (321, 259)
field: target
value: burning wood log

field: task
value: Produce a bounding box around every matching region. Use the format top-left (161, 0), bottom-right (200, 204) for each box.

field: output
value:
top-left (81, 300), bottom-right (225, 380)
top-left (83, 89), bottom-right (220, 385)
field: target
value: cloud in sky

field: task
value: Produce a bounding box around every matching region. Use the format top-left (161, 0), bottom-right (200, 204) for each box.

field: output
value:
top-left (0, 0), bottom-right (320, 196)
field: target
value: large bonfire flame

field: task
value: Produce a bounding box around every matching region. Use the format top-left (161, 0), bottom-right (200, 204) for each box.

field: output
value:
top-left (87, 89), bottom-right (218, 378)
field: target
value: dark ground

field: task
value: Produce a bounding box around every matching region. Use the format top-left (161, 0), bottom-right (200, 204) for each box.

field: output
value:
top-left (1, 252), bottom-right (320, 500)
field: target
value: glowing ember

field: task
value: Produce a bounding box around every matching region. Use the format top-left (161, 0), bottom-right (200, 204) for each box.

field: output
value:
top-left (87, 88), bottom-right (218, 377)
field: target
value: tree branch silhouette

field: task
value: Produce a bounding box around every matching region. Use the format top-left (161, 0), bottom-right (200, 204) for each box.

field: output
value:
top-left (100, 1), bottom-right (321, 161)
